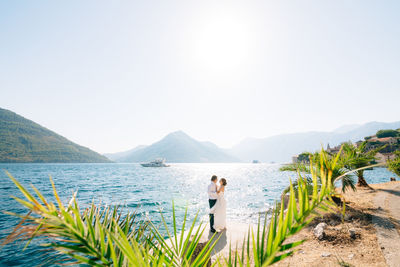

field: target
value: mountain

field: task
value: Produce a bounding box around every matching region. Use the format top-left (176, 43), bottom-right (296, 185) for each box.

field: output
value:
top-left (0, 108), bottom-right (111, 163)
top-left (104, 145), bottom-right (147, 161)
top-left (230, 121), bottom-right (400, 163)
top-left (110, 131), bottom-right (240, 163)
top-left (332, 124), bottom-right (360, 134)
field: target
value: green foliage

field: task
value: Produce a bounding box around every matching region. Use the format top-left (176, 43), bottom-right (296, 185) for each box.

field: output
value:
top-left (0, 108), bottom-right (111, 163)
top-left (280, 147), bottom-right (356, 193)
top-left (388, 152), bottom-right (400, 177)
top-left (341, 142), bottom-right (381, 187)
top-left (279, 164), bottom-right (296, 172)
top-left (149, 201), bottom-right (220, 266)
top-left (363, 138), bottom-right (398, 155)
top-left (283, 142), bottom-right (389, 189)
top-left (376, 129), bottom-right (399, 138)
top-left (279, 163), bottom-right (309, 172)
top-left (3, 173), bottom-right (154, 265)
top-left (297, 152), bottom-right (312, 163)
top-left (4, 157), bottom-right (339, 266)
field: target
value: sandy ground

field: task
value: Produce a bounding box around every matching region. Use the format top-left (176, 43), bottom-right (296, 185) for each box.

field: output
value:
top-left (170, 221), bottom-right (254, 265)
top-left (274, 181), bottom-right (400, 267)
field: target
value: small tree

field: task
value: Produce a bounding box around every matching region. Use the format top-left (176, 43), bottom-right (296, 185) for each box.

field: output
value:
top-left (342, 142), bottom-right (379, 187)
top-left (297, 152), bottom-right (312, 163)
top-left (388, 152), bottom-right (400, 177)
top-left (281, 148), bottom-right (356, 194)
top-left (376, 129), bottom-right (399, 138)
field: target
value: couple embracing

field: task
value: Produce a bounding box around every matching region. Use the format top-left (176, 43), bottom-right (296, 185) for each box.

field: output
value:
top-left (207, 175), bottom-right (227, 233)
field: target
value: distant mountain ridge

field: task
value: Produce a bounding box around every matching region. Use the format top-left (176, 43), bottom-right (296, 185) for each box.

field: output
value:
top-left (332, 124), bottom-right (360, 134)
top-left (106, 121), bottom-right (400, 164)
top-left (5, 106), bottom-right (397, 164)
top-left (107, 131), bottom-right (240, 163)
top-left (104, 145), bottom-right (147, 162)
top-left (0, 108), bottom-right (111, 163)
top-left (229, 121), bottom-right (400, 163)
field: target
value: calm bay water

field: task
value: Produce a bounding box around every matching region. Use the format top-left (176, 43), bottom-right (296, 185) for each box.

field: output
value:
top-left (0, 163), bottom-right (397, 266)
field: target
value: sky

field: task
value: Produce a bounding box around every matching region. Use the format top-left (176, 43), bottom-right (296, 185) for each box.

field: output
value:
top-left (0, 1), bottom-right (399, 153)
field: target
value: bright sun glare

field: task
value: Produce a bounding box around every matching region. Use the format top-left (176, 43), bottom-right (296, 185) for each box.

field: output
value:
top-left (191, 16), bottom-right (250, 72)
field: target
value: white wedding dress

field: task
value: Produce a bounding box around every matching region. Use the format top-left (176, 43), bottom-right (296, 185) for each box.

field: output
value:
top-left (210, 190), bottom-right (226, 230)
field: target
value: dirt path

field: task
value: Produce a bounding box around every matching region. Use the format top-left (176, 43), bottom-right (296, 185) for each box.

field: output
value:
top-left (373, 183), bottom-right (400, 267)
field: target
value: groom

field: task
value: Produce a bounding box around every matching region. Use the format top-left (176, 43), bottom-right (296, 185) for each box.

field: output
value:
top-left (208, 175), bottom-right (218, 233)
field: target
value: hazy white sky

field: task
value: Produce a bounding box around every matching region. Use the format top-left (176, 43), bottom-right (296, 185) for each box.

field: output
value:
top-left (1, 1), bottom-right (399, 153)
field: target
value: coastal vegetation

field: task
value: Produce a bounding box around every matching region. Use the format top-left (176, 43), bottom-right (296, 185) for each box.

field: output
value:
top-left (388, 151), bottom-right (400, 177)
top-left (284, 128), bottom-right (400, 188)
top-left (376, 129), bottom-right (400, 138)
top-left (361, 129), bottom-right (400, 156)
top-left (0, 108), bottom-right (111, 163)
top-left (281, 148), bottom-right (356, 194)
top-left (340, 142), bottom-right (382, 187)
top-left (4, 153), bottom-right (341, 266)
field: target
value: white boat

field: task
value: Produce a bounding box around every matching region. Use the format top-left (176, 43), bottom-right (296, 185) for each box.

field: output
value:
top-left (140, 158), bottom-right (170, 167)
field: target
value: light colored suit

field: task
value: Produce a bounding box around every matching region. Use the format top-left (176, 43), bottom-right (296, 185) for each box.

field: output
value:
top-left (208, 182), bottom-right (218, 200)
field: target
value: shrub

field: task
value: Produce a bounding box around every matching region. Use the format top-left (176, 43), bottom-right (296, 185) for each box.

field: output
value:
top-left (388, 152), bottom-right (400, 177)
top-left (376, 129), bottom-right (399, 138)
top-left (297, 152), bottom-right (312, 163)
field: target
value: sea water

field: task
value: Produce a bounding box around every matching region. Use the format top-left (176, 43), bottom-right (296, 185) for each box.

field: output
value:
top-left (0, 163), bottom-right (396, 266)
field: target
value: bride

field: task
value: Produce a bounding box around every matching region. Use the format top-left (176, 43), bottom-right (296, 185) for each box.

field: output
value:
top-left (210, 178), bottom-right (227, 231)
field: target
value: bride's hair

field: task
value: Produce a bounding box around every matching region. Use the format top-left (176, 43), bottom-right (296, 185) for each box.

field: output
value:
top-left (220, 178), bottom-right (227, 186)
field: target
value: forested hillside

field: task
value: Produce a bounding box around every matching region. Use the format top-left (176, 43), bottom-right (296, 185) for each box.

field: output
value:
top-left (0, 108), bottom-right (111, 163)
